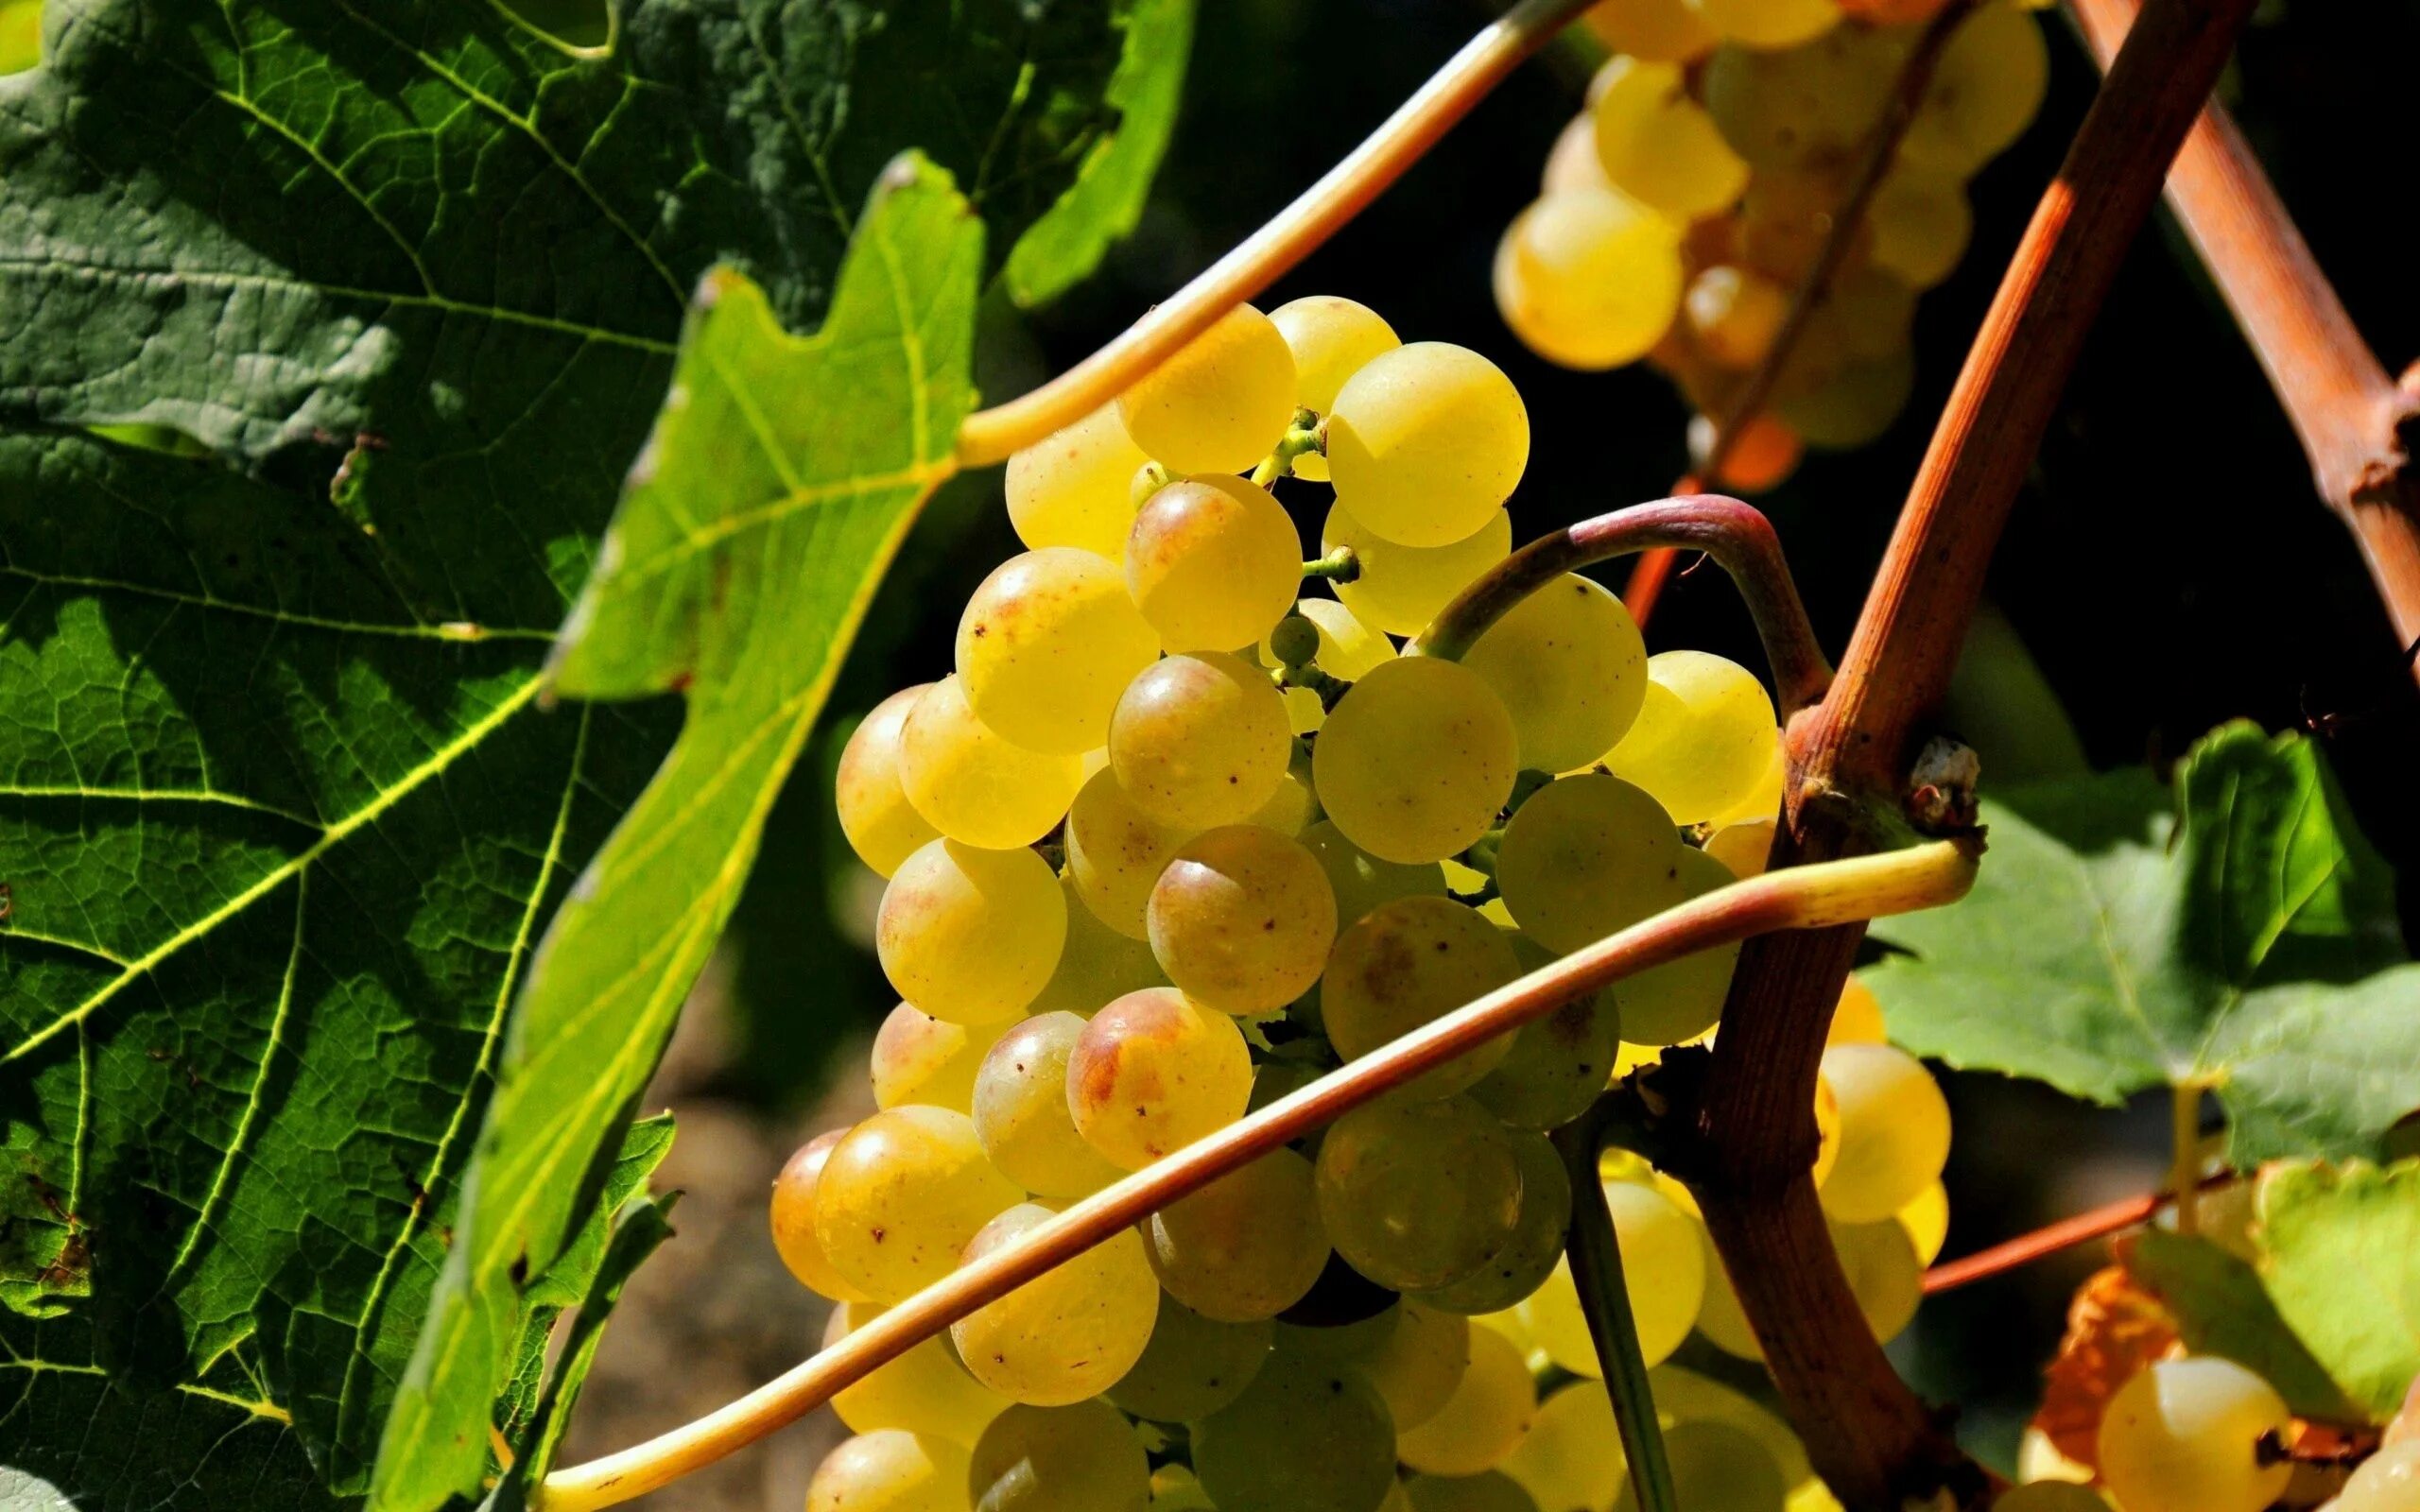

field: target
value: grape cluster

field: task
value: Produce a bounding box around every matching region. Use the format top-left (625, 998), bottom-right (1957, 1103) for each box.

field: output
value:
top-left (781, 294), bottom-right (1960, 1512)
top-left (1495, 0), bottom-right (2050, 490)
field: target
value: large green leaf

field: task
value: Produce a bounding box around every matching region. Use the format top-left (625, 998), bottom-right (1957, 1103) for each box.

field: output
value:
top-left (2258, 1160), bottom-right (2420, 1420)
top-left (2123, 1229), bottom-right (2363, 1423)
top-left (1869, 722), bottom-right (2419, 1163)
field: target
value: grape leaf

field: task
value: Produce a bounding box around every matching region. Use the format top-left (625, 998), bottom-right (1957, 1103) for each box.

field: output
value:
top-left (2257, 1160), bottom-right (2420, 1420)
top-left (2122, 1230), bottom-right (2363, 1423)
top-left (1868, 722), bottom-right (2419, 1163)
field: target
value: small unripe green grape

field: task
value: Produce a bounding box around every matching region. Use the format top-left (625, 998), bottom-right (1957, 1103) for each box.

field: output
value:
top-left (1414, 1128), bottom-right (1570, 1315)
top-left (897, 675), bottom-right (1083, 849)
top-left (1816, 1041), bottom-right (1951, 1223)
top-left (1831, 1217), bottom-right (1923, 1342)
top-left (1582, 0), bottom-right (1718, 61)
top-left (1405, 1473), bottom-right (1540, 1512)
top-left (837, 685), bottom-right (943, 876)
top-left (1599, 651), bottom-right (1779, 826)
top-left (1871, 162), bottom-right (1973, 290)
top-left (1472, 941), bottom-right (1623, 1129)
top-left (1260, 597), bottom-right (1395, 733)
top-left (1462, 573), bottom-right (1648, 774)
top-left (824, 1299), bottom-right (1013, 1444)
top-left (1680, 0), bottom-right (1843, 50)
top-left (2096, 1358), bottom-right (2292, 1512)
top-left (1006, 402), bottom-right (1151, 562)
top-left (1028, 874), bottom-right (1170, 1018)
top-left (1324, 504), bottom-right (1512, 637)
top-left (770, 1129), bottom-right (873, 1302)
top-left (817, 1106), bottom-right (1023, 1303)
top-left (1590, 57), bottom-right (1749, 220)
top-left (1116, 301), bottom-right (1299, 475)
top-left (1145, 1146), bottom-right (1332, 1321)
top-left (1126, 474), bottom-right (1304, 652)
top-left (1322, 896), bottom-right (1520, 1099)
top-left (1270, 296), bottom-right (1401, 482)
top-left (1327, 341), bottom-right (1530, 547)
top-left (1194, 1356), bottom-right (1398, 1512)
top-left (1147, 825), bottom-right (1338, 1016)
top-left (1616, 847), bottom-right (1743, 1045)
top-left (1702, 29), bottom-right (1904, 173)
top-left (1396, 1317), bottom-right (1538, 1476)
top-left (1900, 1), bottom-right (2050, 178)
top-left (1065, 766), bottom-right (1197, 939)
top-left (1520, 1177), bottom-right (1704, 1372)
top-left (1108, 651), bottom-right (1292, 831)
top-left (952, 1201), bottom-right (1160, 1405)
top-left (1105, 1297), bottom-right (1271, 1422)
top-left (1067, 987), bottom-right (1253, 1169)
top-left (2318, 1440), bottom-right (2420, 1512)
top-left (876, 838), bottom-right (1066, 1025)
top-left (1777, 345), bottom-right (1916, 451)
top-left (806, 1430), bottom-right (972, 1512)
top-left (1302, 819), bottom-right (1449, 931)
top-left (1684, 265), bottom-right (1790, 370)
top-left (1495, 189), bottom-right (1684, 371)
top-left (973, 1012), bottom-right (1127, 1198)
top-left (1990, 1483), bottom-right (2113, 1512)
top-left (959, 547), bottom-right (1161, 754)
top-left (1495, 774), bottom-right (1685, 955)
top-left (1501, 1382), bottom-right (1624, 1512)
top-left (870, 1003), bottom-right (1010, 1113)
top-left (1315, 657), bottom-right (1518, 865)
top-left (970, 1400), bottom-right (1150, 1512)
top-left (1610, 1419), bottom-right (1787, 1511)
top-left (1316, 1094), bottom-right (1522, 1293)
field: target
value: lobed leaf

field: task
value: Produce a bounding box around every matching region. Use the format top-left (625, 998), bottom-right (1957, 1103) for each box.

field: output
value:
top-left (2258, 1160), bottom-right (2420, 1421)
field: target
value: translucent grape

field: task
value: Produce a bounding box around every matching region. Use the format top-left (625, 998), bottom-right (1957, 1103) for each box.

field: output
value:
top-left (1599, 651), bottom-right (1779, 826)
top-left (1322, 896), bottom-right (1520, 1099)
top-left (1616, 847), bottom-right (1743, 1045)
top-left (1495, 190), bottom-right (1685, 371)
top-left (1285, 1299), bottom-right (1473, 1432)
top-left (1326, 342), bottom-right (1528, 548)
top-left (1271, 296), bottom-right (1401, 483)
top-left (1542, 112), bottom-right (1613, 197)
top-left (1590, 58), bottom-right (1750, 220)
top-left (1316, 1094), bottom-right (1523, 1292)
top-left (1611, 1419), bottom-right (1786, 1511)
top-left (1116, 301), bottom-right (1299, 475)
top-left (1067, 988), bottom-right (1253, 1169)
top-left (1991, 1484), bottom-right (2114, 1512)
top-left (898, 676), bottom-right (1084, 849)
top-left (1471, 971), bottom-right (1623, 1130)
top-left (877, 839), bottom-right (1067, 1025)
top-left (1105, 1297), bottom-right (1271, 1421)
top-left (1898, 1179), bottom-right (1950, 1266)
top-left (1704, 817), bottom-right (1777, 878)
top-left (838, 686), bottom-right (944, 876)
top-left (1405, 1473), bottom-right (1542, 1512)
top-left (1649, 1366), bottom-right (1823, 1498)
top-left (1264, 597), bottom-right (1395, 732)
top-left (952, 1201), bottom-right (1159, 1404)
top-left (1871, 162), bottom-right (1973, 290)
top-left (1135, 826), bottom-right (1332, 1016)
top-left (1502, 1382), bottom-right (1624, 1512)
top-left (1006, 402), bottom-right (1151, 562)
top-left (1495, 774), bottom-right (1685, 955)
top-left (1462, 574), bottom-right (1648, 773)
top-left (1521, 1179), bottom-right (1704, 1372)
top-left (1691, 411), bottom-right (1803, 493)
top-left (824, 1300), bottom-right (1013, 1444)
top-left (1685, 266), bottom-right (1790, 369)
top-left (1149, 1466), bottom-right (1222, 1512)
top-left (1681, 0), bottom-right (1843, 49)
top-left (771, 1129), bottom-right (873, 1302)
top-left (958, 547), bottom-right (1161, 754)
top-left (2327, 1440), bottom-right (2420, 1512)
top-left (805, 1430), bottom-right (972, 1512)
top-left (1831, 1218), bottom-right (1922, 1341)
top-left (1303, 819), bottom-right (1449, 931)
top-left (1901, 2), bottom-right (2050, 178)
top-left (1396, 1319), bottom-right (1538, 1476)
top-left (1324, 504), bottom-right (1512, 637)
top-left (1816, 1042), bottom-right (1951, 1223)
top-left (817, 1106), bottom-right (1023, 1302)
top-left (1692, 1238), bottom-right (1762, 1360)
top-left (973, 1012), bottom-right (1127, 1198)
top-left (1252, 753), bottom-right (1320, 835)
top-left (1776, 346), bottom-right (1915, 450)
top-left (1315, 658), bottom-right (1518, 865)
top-left (970, 1400), bottom-right (1149, 1512)
top-left (1415, 1128), bottom-right (1571, 1315)
top-left (1709, 737), bottom-right (1785, 827)
top-left (1146, 1146), bottom-right (1332, 1321)
top-left (1109, 652), bottom-right (1292, 831)
top-left (1582, 0), bottom-right (1719, 61)
top-left (2096, 1358), bottom-right (2292, 1512)
top-left (1194, 1357), bottom-right (1398, 1512)
top-left (1702, 29), bottom-right (1904, 171)
top-left (871, 1004), bottom-right (1007, 1113)
top-left (1738, 166), bottom-right (1857, 284)
top-left (1028, 875), bottom-right (1170, 1018)
top-left (1065, 766), bottom-right (1195, 939)
top-left (1126, 474), bottom-right (1304, 652)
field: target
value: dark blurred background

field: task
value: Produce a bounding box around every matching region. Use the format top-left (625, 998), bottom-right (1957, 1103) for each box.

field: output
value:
top-left (543, 1), bottom-right (2420, 1501)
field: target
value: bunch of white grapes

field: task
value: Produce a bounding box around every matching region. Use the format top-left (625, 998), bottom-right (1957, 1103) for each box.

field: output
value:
top-left (1496, 0), bottom-right (2051, 491)
top-left (774, 292), bottom-right (1963, 1512)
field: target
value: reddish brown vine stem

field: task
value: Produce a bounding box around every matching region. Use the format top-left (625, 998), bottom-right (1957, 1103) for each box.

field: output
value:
top-left (1921, 1170), bottom-right (2236, 1297)
top-left (1673, 1), bottom-right (2258, 1507)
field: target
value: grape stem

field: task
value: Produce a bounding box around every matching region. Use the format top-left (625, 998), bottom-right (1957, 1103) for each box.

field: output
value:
top-left (1301, 544), bottom-right (1362, 583)
top-left (1554, 1111), bottom-right (1678, 1512)
top-left (949, 0), bottom-right (1602, 467)
top-left (1919, 1168), bottom-right (2237, 1297)
top-left (1410, 493), bottom-right (1833, 717)
top-left (534, 841), bottom-right (1979, 1512)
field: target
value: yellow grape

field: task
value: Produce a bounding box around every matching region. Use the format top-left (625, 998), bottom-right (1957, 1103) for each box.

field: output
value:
top-left (898, 675), bottom-right (1083, 849)
top-left (1327, 341), bottom-right (1530, 547)
top-left (1685, 266), bottom-right (1790, 369)
top-left (1303, 818), bottom-right (1449, 931)
top-left (1270, 295), bottom-right (1402, 481)
top-left (1322, 896), bottom-right (1520, 1099)
top-left (1361, 1302), bottom-right (1476, 1431)
top-left (1611, 1419), bottom-right (1786, 1511)
top-left (1405, 1473), bottom-right (1542, 1512)
top-left (1898, 1179), bottom-right (1950, 1266)
top-left (1262, 597), bottom-right (1395, 732)
top-left (1543, 112), bottom-right (1613, 197)
top-left (959, 547), bottom-right (1160, 754)
top-left (1599, 651), bottom-right (1779, 826)
top-left (2322, 1440), bottom-right (2420, 1512)
top-left (825, 1300), bottom-right (1013, 1444)
top-left (1871, 162), bottom-right (1974, 290)
top-left (1147, 824), bottom-right (1338, 1015)
top-left (837, 685), bottom-right (943, 876)
top-left (1702, 29), bottom-right (1906, 171)
top-left (2097, 1359), bottom-right (2292, 1512)
top-left (972, 1012), bottom-right (1126, 1198)
top-left (1109, 651), bottom-right (1292, 831)
top-left (1708, 734), bottom-right (1786, 827)
top-left (1832, 1217), bottom-right (1922, 1341)
top-left (970, 1400), bottom-right (1150, 1512)
top-left (1616, 847), bottom-right (1743, 1045)
top-left (1315, 1094), bottom-right (1522, 1292)
top-left (770, 1129), bottom-right (872, 1302)
top-left (817, 1106), bottom-right (1023, 1303)
top-left (1521, 1178), bottom-right (1704, 1372)
top-left (1006, 401), bottom-right (1150, 562)
top-left (1502, 1382), bottom-right (1625, 1512)
top-left (1583, 0), bottom-right (1719, 61)
top-left (1315, 657), bottom-right (1518, 865)
top-left (952, 1202), bottom-right (1159, 1405)
top-left (1064, 765), bottom-right (1196, 940)
top-left (1395, 1318), bottom-right (1538, 1477)
top-left (1471, 959), bottom-right (1623, 1130)
top-left (1126, 474), bottom-right (1304, 652)
top-left (1150, 1466), bottom-right (1222, 1512)
top-left (1901, 1), bottom-right (2050, 177)
top-left (870, 1003), bottom-right (1008, 1113)
top-left (1028, 874), bottom-right (1170, 1018)
top-left (1777, 346), bottom-right (1915, 450)
top-left (1463, 573), bottom-right (1648, 773)
top-left (1647, 1366), bottom-right (1824, 1502)
top-left (1495, 774), bottom-right (1685, 955)
top-left (1323, 503), bottom-right (1512, 637)
top-left (1704, 816), bottom-right (1777, 878)
top-left (1692, 1235), bottom-right (1763, 1360)
top-left (1590, 58), bottom-right (1750, 220)
top-left (1495, 189), bottom-right (1684, 371)
top-left (805, 1430), bottom-right (972, 1512)
top-left (1106, 1297), bottom-right (1271, 1422)
top-left (1194, 1356), bottom-right (1399, 1512)
top-left (1414, 1128), bottom-right (1571, 1316)
top-left (1681, 0), bottom-right (1843, 49)
top-left (1829, 974), bottom-right (1887, 1044)
top-left (1251, 752), bottom-right (1320, 835)
top-left (876, 838), bottom-right (1066, 1025)
top-left (1816, 1041), bottom-right (1951, 1223)
top-left (1145, 1146), bottom-right (1332, 1321)
top-left (1067, 988), bottom-right (1253, 1169)
top-left (1116, 301), bottom-right (1299, 475)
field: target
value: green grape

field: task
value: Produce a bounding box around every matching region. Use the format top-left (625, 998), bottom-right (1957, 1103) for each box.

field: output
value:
top-left (1830, 1218), bottom-right (1922, 1342)
top-left (1006, 401), bottom-right (1151, 562)
top-left (1360, 1300), bottom-right (1475, 1432)
top-left (1127, 474), bottom-right (1304, 652)
top-left (1148, 825), bottom-right (1338, 1016)
top-left (1900, 2), bottom-right (2050, 178)
top-left (1028, 874), bottom-right (1172, 1018)
top-left (1316, 1095), bottom-right (1522, 1292)
top-left (959, 547), bottom-right (1162, 754)
top-left (1461, 573), bottom-right (1648, 773)
top-left (1991, 1485), bottom-right (2112, 1512)
top-left (1327, 341), bottom-right (1530, 548)
top-left (1501, 1382), bottom-right (1623, 1512)
top-left (838, 686), bottom-right (944, 876)
top-left (1395, 1317), bottom-right (1537, 1477)
top-left (877, 838), bottom-right (1067, 1025)
top-left (806, 1430), bottom-right (974, 1512)
top-left (1701, 30), bottom-right (1905, 172)
top-left (1275, 1300), bottom-right (1404, 1363)
top-left (952, 1201), bottom-right (1160, 1405)
top-left (1683, 266), bottom-right (1789, 370)
top-left (2096, 1359), bottom-right (2292, 1512)
top-left (1494, 189), bottom-right (1684, 372)
top-left (973, 1012), bottom-right (1127, 1198)
top-left (1583, 0), bottom-right (1718, 61)
top-left (1105, 1297), bottom-right (1271, 1421)
top-left (1322, 896), bottom-right (1520, 1099)
top-left (1471, 954), bottom-right (1623, 1129)
top-left (1194, 1357), bottom-right (1398, 1512)
top-left (1303, 819), bottom-right (1449, 931)
top-left (1775, 346), bottom-right (1915, 450)
top-left (1611, 1420), bottom-right (1786, 1511)
top-left (1599, 651), bottom-right (1779, 826)
top-left (1066, 765), bottom-right (1197, 940)
top-left (1271, 296), bottom-right (1402, 482)
top-left (1870, 162), bottom-right (1973, 289)
top-left (1589, 58), bottom-right (1750, 220)
top-left (818, 1106), bottom-right (1024, 1302)
top-left (1314, 658), bottom-right (1518, 865)
top-left (1815, 1042), bottom-right (1951, 1223)
top-left (1680, 0), bottom-right (1843, 49)
top-left (1405, 1473), bottom-right (1541, 1512)
top-left (1252, 754), bottom-right (1321, 835)
top-left (825, 1300), bottom-right (1014, 1445)
top-left (771, 1129), bottom-right (873, 1302)
top-left (872, 1003), bottom-right (1010, 1113)
top-left (970, 1400), bottom-right (1150, 1512)
top-left (1616, 847), bottom-right (1743, 1045)
top-left (1495, 774), bottom-right (1684, 955)
top-left (1116, 301), bottom-right (1300, 475)
top-left (1542, 112), bottom-right (1614, 197)
top-left (1521, 1178), bottom-right (1704, 1372)
top-left (1414, 1129), bottom-right (1570, 1315)
top-left (2323, 1440), bottom-right (2420, 1512)
top-left (1067, 988), bottom-right (1253, 1169)
top-left (1323, 504), bottom-right (1513, 637)
top-left (899, 675), bottom-right (1085, 849)
top-left (1109, 651), bottom-right (1292, 831)
top-left (1263, 597), bottom-right (1396, 733)
top-left (1146, 1146), bottom-right (1332, 1321)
